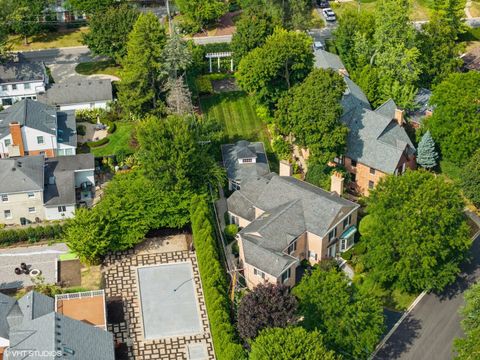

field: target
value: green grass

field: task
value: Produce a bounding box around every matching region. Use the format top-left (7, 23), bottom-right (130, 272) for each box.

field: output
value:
top-left (59, 252), bottom-right (79, 261)
top-left (91, 122), bottom-right (134, 157)
top-left (75, 60), bottom-right (122, 78)
top-left (9, 27), bottom-right (89, 50)
top-left (439, 159), bottom-right (463, 184)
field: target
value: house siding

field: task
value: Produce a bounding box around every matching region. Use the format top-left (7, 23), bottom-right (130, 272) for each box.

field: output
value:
top-left (0, 191), bottom-right (45, 225)
top-left (344, 157), bottom-right (388, 196)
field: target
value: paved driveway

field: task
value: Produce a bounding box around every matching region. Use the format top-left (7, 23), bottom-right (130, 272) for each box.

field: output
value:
top-left (375, 213), bottom-right (480, 360)
top-left (48, 63), bottom-right (119, 83)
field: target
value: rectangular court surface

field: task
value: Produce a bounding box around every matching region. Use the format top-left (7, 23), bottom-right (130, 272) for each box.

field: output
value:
top-left (137, 262), bottom-right (202, 340)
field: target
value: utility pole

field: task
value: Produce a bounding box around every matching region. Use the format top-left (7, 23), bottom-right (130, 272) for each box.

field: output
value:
top-left (166, 0), bottom-right (172, 35)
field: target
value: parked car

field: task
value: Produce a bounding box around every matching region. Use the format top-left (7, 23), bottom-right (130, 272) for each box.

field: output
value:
top-left (313, 41), bottom-right (324, 50)
top-left (318, 0), bottom-right (330, 8)
top-left (322, 8), bottom-right (336, 21)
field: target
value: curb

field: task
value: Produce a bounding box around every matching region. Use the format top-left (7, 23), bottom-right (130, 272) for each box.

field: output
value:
top-left (369, 290), bottom-right (428, 359)
top-left (16, 46), bottom-right (89, 53)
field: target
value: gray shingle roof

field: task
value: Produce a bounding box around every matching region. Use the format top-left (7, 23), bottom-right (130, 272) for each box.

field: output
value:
top-left (0, 99), bottom-right (57, 138)
top-left (0, 155), bottom-right (44, 194)
top-left (38, 79), bottom-right (113, 106)
top-left (374, 98), bottom-right (397, 119)
top-left (314, 49), bottom-right (346, 71)
top-left (44, 154), bottom-right (94, 206)
top-left (221, 141), bottom-right (270, 184)
top-left (5, 291), bottom-right (115, 360)
top-left (56, 110), bottom-right (77, 147)
top-left (0, 292), bottom-right (16, 340)
top-left (0, 61), bottom-right (46, 84)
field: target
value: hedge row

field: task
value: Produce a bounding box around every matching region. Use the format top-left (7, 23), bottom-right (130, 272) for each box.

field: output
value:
top-left (190, 195), bottom-right (246, 360)
top-left (87, 137), bottom-right (110, 148)
top-left (0, 224), bottom-right (64, 247)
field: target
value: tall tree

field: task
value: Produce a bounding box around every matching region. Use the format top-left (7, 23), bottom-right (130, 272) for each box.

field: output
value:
top-left (361, 170), bottom-right (471, 292)
top-left (164, 76), bottom-right (193, 115)
top-left (136, 114), bottom-right (224, 193)
top-left (275, 68), bottom-right (348, 164)
top-left (418, 0), bottom-right (465, 86)
top-left (249, 327), bottom-right (339, 360)
top-left (66, 0), bottom-right (117, 14)
top-left (460, 150), bottom-right (480, 208)
top-left (176, 0), bottom-right (227, 33)
top-left (417, 130), bottom-right (439, 170)
top-left (162, 30), bottom-right (192, 78)
top-left (293, 266), bottom-right (384, 359)
top-left (82, 4), bottom-right (139, 63)
top-left (8, 0), bottom-right (53, 45)
top-left (454, 281), bottom-right (480, 359)
top-left (118, 12), bottom-right (167, 116)
top-left (230, 8), bottom-right (277, 64)
top-left (237, 283), bottom-right (297, 340)
top-left (236, 28), bottom-right (313, 107)
top-left (425, 72), bottom-right (480, 164)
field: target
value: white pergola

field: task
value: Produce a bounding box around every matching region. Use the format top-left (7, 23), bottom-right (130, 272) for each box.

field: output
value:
top-left (205, 52), bottom-right (234, 73)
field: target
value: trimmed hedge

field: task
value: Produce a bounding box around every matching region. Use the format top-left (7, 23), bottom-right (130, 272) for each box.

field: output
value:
top-left (107, 122), bottom-right (117, 134)
top-left (0, 224), bottom-right (64, 247)
top-left (190, 195), bottom-right (246, 360)
top-left (87, 137), bottom-right (110, 148)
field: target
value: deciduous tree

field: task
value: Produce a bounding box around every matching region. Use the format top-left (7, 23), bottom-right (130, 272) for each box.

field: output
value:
top-left (293, 266), bottom-right (384, 359)
top-left (275, 68), bottom-right (348, 164)
top-left (66, 0), bottom-right (117, 14)
top-left (361, 170), bottom-right (471, 293)
top-left (237, 283), bottom-right (297, 340)
top-left (454, 281), bottom-right (480, 359)
top-left (118, 12), bottom-right (167, 116)
top-left (82, 4), bottom-right (139, 63)
top-left (460, 150), bottom-right (480, 208)
top-left (8, 0), bottom-right (53, 45)
top-left (236, 28), bottom-right (313, 107)
top-left (176, 0), bottom-right (227, 33)
top-left (249, 327), bottom-right (338, 360)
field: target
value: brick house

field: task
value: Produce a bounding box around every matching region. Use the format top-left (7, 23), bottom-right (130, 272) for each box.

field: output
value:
top-left (315, 50), bottom-right (416, 195)
top-left (227, 170), bottom-right (359, 290)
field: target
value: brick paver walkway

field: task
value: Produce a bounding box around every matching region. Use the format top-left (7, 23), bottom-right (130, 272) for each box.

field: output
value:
top-left (104, 247), bottom-right (215, 360)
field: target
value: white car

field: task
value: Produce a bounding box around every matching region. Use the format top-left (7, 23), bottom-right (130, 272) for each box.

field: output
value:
top-left (313, 41), bottom-right (324, 50)
top-left (322, 8), bottom-right (336, 21)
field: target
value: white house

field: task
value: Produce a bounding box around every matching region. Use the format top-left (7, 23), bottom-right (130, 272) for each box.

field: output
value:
top-left (38, 79), bottom-right (113, 111)
top-left (0, 61), bottom-right (48, 107)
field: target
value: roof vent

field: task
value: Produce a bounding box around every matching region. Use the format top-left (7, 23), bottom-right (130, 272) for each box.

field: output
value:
top-left (49, 176), bottom-right (55, 185)
top-left (11, 167), bottom-right (16, 171)
top-left (63, 347), bottom-right (75, 355)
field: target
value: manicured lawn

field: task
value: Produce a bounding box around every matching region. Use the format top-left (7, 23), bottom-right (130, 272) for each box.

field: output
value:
top-left (9, 27), bottom-right (89, 50)
top-left (200, 92), bottom-right (270, 144)
top-left (75, 60), bottom-right (122, 78)
top-left (439, 159), bottom-right (462, 184)
top-left (91, 122), bottom-right (134, 157)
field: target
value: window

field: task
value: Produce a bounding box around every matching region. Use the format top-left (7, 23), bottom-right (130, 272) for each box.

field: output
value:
top-left (1, 194), bottom-right (8, 202)
top-left (343, 214), bottom-right (352, 228)
top-left (328, 227), bottom-right (337, 242)
top-left (58, 206), bottom-right (67, 212)
top-left (11, 84), bottom-right (17, 90)
top-left (351, 159), bottom-right (357, 167)
top-left (4, 139), bottom-right (11, 147)
top-left (4, 210), bottom-right (11, 219)
top-left (281, 268), bottom-right (291, 283)
top-left (242, 158), bottom-right (253, 163)
top-left (308, 251), bottom-right (318, 261)
top-left (334, 156), bottom-right (344, 165)
top-left (1, 85), bottom-right (7, 91)
top-left (368, 180), bottom-right (375, 189)
top-left (254, 268), bottom-right (265, 279)
top-left (37, 136), bottom-right (44, 144)
top-left (350, 172), bottom-right (356, 182)
top-left (27, 193), bottom-right (35, 199)
top-left (287, 241), bottom-right (297, 255)
top-left (340, 239), bottom-right (347, 251)
top-left (370, 167), bottom-right (376, 175)
top-left (24, 83), bottom-right (31, 90)
top-left (28, 207), bottom-right (36, 213)
top-left (2, 98), bottom-right (12, 106)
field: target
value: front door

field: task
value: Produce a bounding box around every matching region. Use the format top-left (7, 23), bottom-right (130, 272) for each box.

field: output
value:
top-left (328, 245), bottom-right (336, 258)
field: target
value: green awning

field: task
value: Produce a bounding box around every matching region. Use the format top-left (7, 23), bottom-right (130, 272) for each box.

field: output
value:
top-left (340, 225), bottom-right (357, 239)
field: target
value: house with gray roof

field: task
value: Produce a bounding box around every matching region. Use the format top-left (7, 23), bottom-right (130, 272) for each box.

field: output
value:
top-left (0, 154), bottom-right (95, 225)
top-left (221, 140), bottom-right (270, 190)
top-left (38, 79), bottom-right (113, 111)
top-left (0, 99), bottom-right (76, 159)
top-left (227, 172), bottom-right (359, 289)
top-left (0, 291), bottom-right (114, 360)
top-left (314, 49), bottom-right (416, 195)
top-left (0, 59), bottom-right (48, 107)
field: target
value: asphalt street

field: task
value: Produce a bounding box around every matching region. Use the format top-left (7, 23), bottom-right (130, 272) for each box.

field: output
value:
top-left (19, 46), bottom-right (96, 64)
top-left (375, 213), bottom-right (480, 360)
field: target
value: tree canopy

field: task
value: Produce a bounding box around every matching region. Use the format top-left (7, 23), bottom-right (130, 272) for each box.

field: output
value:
top-left (454, 281), bottom-right (480, 359)
top-left (361, 170), bottom-right (471, 293)
top-left (118, 12), bottom-right (167, 116)
top-left (425, 72), bottom-right (480, 164)
top-left (66, 0), bottom-right (117, 14)
top-left (274, 68), bottom-right (348, 164)
top-left (416, 130), bottom-right (439, 170)
top-left (176, 0), bottom-right (227, 33)
top-left (460, 149), bottom-right (480, 208)
top-left (236, 28), bottom-right (313, 107)
top-left (249, 327), bottom-right (338, 360)
top-left (82, 4), bottom-right (139, 63)
top-left (7, 0), bottom-right (52, 45)
top-left (237, 283), bottom-right (297, 340)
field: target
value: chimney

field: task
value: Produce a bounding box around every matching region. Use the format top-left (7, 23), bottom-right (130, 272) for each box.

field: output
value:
top-left (338, 68), bottom-right (349, 77)
top-left (9, 122), bottom-right (24, 156)
top-left (279, 160), bottom-right (292, 177)
top-left (330, 171), bottom-right (344, 196)
top-left (394, 108), bottom-right (405, 126)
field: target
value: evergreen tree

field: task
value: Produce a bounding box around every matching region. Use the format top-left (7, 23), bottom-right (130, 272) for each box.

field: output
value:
top-left (417, 131), bottom-right (438, 169)
top-left (164, 76), bottom-right (193, 115)
top-left (162, 30), bottom-right (192, 78)
top-left (118, 12), bottom-right (167, 117)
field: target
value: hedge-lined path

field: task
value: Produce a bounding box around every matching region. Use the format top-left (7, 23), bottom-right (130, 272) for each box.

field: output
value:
top-left (103, 235), bottom-right (215, 360)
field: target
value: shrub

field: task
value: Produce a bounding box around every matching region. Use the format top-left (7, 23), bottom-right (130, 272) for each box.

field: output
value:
top-left (87, 137), bottom-right (110, 148)
top-left (272, 136), bottom-right (292, 161)
top-left (0, 224), bottom-right (65, 247)
top-left (76, 124), bottom-right (86, 136)
top-left (195, 75), bottom-right (214, 95)
top-left (224, 224), bottom-right (238, 242)
top-left (190, 195), bottom-right (246, 360)
top-left (232, 241), bottom-right (239, 257)
top-left (107, 122), bottom-right (117, 134)
top-left (341, 247), bottom-right (353, 261)
top-left (76, 108), bottom-right (106, 124)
